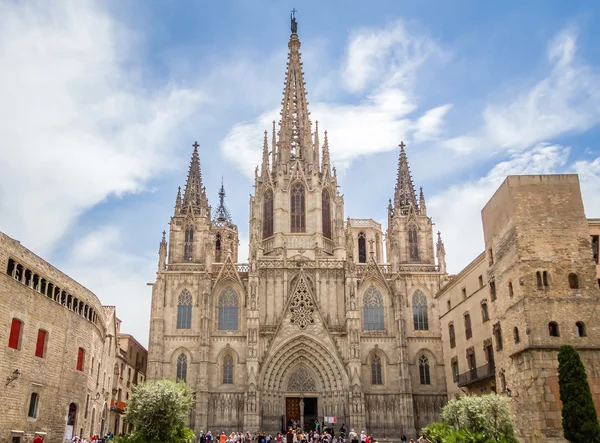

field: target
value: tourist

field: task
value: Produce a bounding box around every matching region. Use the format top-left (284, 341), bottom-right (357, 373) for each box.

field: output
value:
top-left (400, 435), bottom-right (406, 443)
top-left (33, 436), bottom-right (44, 443)
top-left (348, 429), bottom-right (358, 443)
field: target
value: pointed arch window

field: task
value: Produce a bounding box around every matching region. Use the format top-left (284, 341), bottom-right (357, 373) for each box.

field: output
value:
top-left (290, 183), bottom-right (305, 233)
top-left (176, 353), bottom-right (187, 383)
top-left (358, 232), bottom-right (367, 263)
top-left (218, 287), bottom-right (239, 330)
top-left (177, 290), bottom-right (192, 329)
top-left (408, 226), bottom-right (419, 262)
top-left (371, 355), bottom-right (383, 385)
top-left (184, 226), bottom-right (194, 260)
top-left (223, 354), bottom-right (233, 384)
top-left (413, 290), bottom-right (429, 331)
top-left (322, 190), bottom-right (332, 239)
top-left (215, 233), bottom-right (222, 263)
top-left (263, 189), bottom-right (274, 238)
top-left (363, 285), bottom-right (384, 330)
top-left (419, 355), bottom-right (431, 385)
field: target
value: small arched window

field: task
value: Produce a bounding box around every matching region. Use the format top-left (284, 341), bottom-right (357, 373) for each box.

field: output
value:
top-left (322, 190), bottom-right (332, 239)
top-left (568, 273), bottom-right (579, 289)
top-left (177, 290), bottom-right (192, 330)
top-left (494, 322), bottom-right (503, 351)
top-left (576, 321), bottom-right (586, 337)
top-left (358, 232), bottom-right (367, 263)
top-left (508, 281), bottom-right (514, 297)
top-left (513, 327), bottom-right (520, 344)
top-left (223, 354), bottom-right (234, 384)
top-left (449, 324), bottom-right (456, 348)
top-left (543, 271), bottom-right (550, 287)
top-left (67, 402), bottom-right (77, 427)
top-left (176, 353), bottom-right (187, 383)
top-left (500, 371), bottom-right (507, 393)
top-left (413, 290), bottom-right (429, 331)
top-left (536, 271), bottom-right (543, 289)
top-left (363, 285), bottom-right (384, 330)
top-left (549, 322), bottom-right (560, 337)
top-left (290, 183), bottom-right (305, 233)
top-left (184, 226), bottom-right (194, 260)
top-left (419, 355), bottom-right (431, 385)
top-left (215, 233), bottom-right (222, 263)
top-left (263, 189), bottom-right (274, 238)
top-left (408, 226), bottom-right (419, 262)
top-left (371, 355), bottom-right (383, 385)
top-left (218, 287), bottom-right (239, 330)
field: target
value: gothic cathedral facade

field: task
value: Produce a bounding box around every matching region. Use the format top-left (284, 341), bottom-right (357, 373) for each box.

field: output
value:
top-left (148, 19), bottom-right (448, 437)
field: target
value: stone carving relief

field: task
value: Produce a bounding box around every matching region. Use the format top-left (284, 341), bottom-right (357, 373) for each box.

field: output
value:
top-left (290, 279), bottom-right (315, 329)
top-left (287, 366), bottom-right (317, 392)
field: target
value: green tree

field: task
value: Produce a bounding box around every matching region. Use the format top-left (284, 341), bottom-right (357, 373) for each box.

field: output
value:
top-left (122, 379), bottom-right (195, 443)
top-left (558, 345), bottom-right (600, 442)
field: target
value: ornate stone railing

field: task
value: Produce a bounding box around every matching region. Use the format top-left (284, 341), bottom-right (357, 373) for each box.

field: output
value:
top-left (211, 220), bottom-right (238, 231)
top-left (457, 363), bottom-right (495, 387)
top-left (347, 218), bottom-right (382, 229)
top-left (398, 263), bottom-right (440, 273)
top-left (263, 237), bottom-right (275, 254)
top-left (323, 238), bottom-right (335, 255)
top-left (166, 263), bottom-right (205, 272)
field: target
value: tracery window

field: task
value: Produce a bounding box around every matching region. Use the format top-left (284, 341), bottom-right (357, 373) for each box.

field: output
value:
top-left (287, 366), bottom-right (317, 392)
top-left (322, 190), bottom-right (332, 239)
top-left (419, 355), bottom-right (431, 385)
top-left (176, 353), bottom-right (187, 383)
top-left (412, 290), bottom-right (429, 331)
top-left (290, 183), bottom-right (305, 233)
top-left (358, 232), bottom-right (367, 263)
top-left (215, 233), bottom-right (222, 263)
top-left (184, 226), bottom-right (194, 260)
top-left (363, 285), bottom-right (384, 330)
top-left (263, 189), bottom-right (274, 238)
top-left (218, 287), bottom-right (239, 330)
top-left (371, 355), bottom-right (383, 385)
top-left (177, 290), bottom-right (192, 329)
top-left (408, 226), bottom-right (419, 262)
top-left (222, 354), bottom-right (233, 384)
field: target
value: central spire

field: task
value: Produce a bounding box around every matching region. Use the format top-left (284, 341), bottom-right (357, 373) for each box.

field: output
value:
top-left (393, 142), bottom-right (419, 214)
top-left (181, 141), bottom-right (209, 216)
top-left (276, 11), bottom-right (312, 167)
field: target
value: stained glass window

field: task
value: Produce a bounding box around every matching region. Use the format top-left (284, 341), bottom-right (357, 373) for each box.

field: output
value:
top-left (176, 353), bottom-right (187, 383)
top-left (291, 183), bottom-right (305, 233)
top-left (419, 355), bottom-right (431, 385)
top-left (371, 355), bottom-right (383, 385)
top-left (218, 287), bottom-right (239, 330)
top-left (363, 285), bottom-right (384, 330)
top-left (177, 290), bottom-right (192, 329)
top-left (413, 290), bottom-right (428, 331)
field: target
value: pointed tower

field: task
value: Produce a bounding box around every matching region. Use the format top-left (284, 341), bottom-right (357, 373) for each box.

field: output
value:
top-left (322, 130), bottom-right (331, 176)
top-left (393, 142), bottom-right (419, 215)
top-left (419, 186), bottom-right (427, 216)
top-left (182, 142), bottom-right (210, 217)
top-left (436, 231), bottom-right (447, 274)
top-left (211, 179), bottom-right (238, 263)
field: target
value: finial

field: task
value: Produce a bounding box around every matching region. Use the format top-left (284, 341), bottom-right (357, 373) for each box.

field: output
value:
top-left (161, 230), bottom-right (166, 242)
top-left (437, 231), bottom-right (442, 240)
top-left (192, 141), bottom-right (199, 152)
top-left (290, 8), bottom-right (298, 34)
top-left (399, 141), bottom-right (406, 151)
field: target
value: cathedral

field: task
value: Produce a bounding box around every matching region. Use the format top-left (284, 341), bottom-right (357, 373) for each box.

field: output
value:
top-left (147, 15), bottom-right (448, 437)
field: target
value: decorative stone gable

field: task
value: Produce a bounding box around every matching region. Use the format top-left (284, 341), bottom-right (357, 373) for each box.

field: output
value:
top-left (290, 278), bottom-right (315, 329)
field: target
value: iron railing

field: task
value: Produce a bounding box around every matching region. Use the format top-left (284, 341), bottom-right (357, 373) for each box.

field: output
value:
top-left (457, 363), bottom-right (495, 387)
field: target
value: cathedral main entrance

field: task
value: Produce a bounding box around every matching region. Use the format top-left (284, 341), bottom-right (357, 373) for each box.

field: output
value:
top-left (285, 397), bottom-right (318, 431)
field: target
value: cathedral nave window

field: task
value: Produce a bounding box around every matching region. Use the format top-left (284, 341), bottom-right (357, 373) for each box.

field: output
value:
top-left (412, 290), bottom-right (429, 331)
top-left (177, 353), bottom-right (188, 383)
top-left (371, 355), bottom-right (383, 385)
top-left (290, 183), bottom-right (306, 233)
top-left (363, 285), bottom-right (384, 331)
top-left (218, 287), bottom-right (239, 331)
top-left (223, 354), bottom-right (234, 384)
top-left (322, 189), bottom-right (332, 239)
top-left (408, 226), bottom-right (419, 262)
top-left (358, 232), bottom-right (367, 263)
top-left (419, 355), bottom-right (431, 385)
top-left (215, 233), bottom-right (222, 263)
top-left (263, 189), bottom-right (274, 238)
top-left (177, 290), bottom-right (193, 329)
top-left (184, 226), bottom-right (194, 260)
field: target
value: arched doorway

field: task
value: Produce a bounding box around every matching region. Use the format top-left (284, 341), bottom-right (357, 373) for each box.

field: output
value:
top-left (65, 403), bottom-right (77, 440)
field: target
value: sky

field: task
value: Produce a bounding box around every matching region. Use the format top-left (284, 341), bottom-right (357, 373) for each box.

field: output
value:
top-left (1, 0), bottom-right (600, 347)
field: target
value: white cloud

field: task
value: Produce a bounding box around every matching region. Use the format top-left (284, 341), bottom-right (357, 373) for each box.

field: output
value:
top-left (0, 1), bottom-right (204, 254)
top-left (413, 104), bottom-right (453, 143)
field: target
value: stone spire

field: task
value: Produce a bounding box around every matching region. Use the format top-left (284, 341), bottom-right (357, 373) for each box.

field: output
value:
top-left (313, 120), bottom-right (320, 170)
top-left (419, 186), bottom-right (427, 216)
top-left (213, 178), bottom-right (232, 223)
top-left (261, 130), bottom-right (270, 177)
top-left (174, 186), bottom-right (182, 215)
top-left (436, 231), bottom-right (447, 274)
top-left (276, 11), bottom-right (312, 166)
top-left (393, 142), bottom-right (418, 214)
top-left (182, 142), bottom-right (209, 215)
top-left (322, 130), bottom-right (331, 175)
top-left (271, 120), bottom-right (277, 167)
top-left (158, 230), bottom-right (167, 271)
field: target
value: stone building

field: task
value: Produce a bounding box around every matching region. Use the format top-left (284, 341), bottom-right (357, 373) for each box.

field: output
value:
top-left (436, 175), bottom-right (600, 442)
top-left (147, 15), bottom-right (447, 437)
top-left (108, 330), bottom-right (148, 435)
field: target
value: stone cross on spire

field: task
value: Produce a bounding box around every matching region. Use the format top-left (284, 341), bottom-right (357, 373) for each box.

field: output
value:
top-left (393, 141), bottom-right (419, 214)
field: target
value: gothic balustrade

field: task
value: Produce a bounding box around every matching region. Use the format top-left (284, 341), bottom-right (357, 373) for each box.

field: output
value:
top-left (323, 238), bottom-right (335, 255)
top-left (457, 362), bottom-right (495, 387)
top-left (347, 218), bottom-right (382, 229)
top-left (211, 220), bottom-right (238, 231)
top-left (166, 263), bottom-right (205, 272)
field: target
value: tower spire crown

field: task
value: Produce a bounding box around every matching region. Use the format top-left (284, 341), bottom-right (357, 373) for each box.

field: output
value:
top-left (213, 178), bottom-right (232, 223)
top-left (182, 141), bottom-right (209, 215)
top-left (393, 141), bottom-right (418, 214)
top-left (322, 129), bottom-right (331, 175)
top-left (261, 130), bottom-right (270, 177)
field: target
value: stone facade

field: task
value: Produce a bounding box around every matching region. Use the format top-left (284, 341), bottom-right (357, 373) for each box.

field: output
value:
top-left (437, 174), bottom-right (600, 442)
top-left (147, 21), bottom-right (447, 438)
top-left (0, 232), bottom-right (146, 442)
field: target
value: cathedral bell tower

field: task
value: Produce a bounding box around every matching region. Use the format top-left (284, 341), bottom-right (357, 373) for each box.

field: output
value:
top-left (249, 16), bottom-right (345, 261)
top-left (386, 143), bottom-right (436, 270)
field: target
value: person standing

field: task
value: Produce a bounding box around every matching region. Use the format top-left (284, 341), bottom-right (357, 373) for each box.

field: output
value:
top-left (33, 436), bottom-right (44, 443)
top-left (348, 429), bottom-right (358, 443)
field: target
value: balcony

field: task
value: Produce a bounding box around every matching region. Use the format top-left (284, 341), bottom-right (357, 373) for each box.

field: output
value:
top-left (457, 363), bottom-right (495, 388)
top-left (110, 399), bottom-right (127, 413)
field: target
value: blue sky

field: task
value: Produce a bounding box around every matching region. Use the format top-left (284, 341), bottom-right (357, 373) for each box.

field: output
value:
top-left (1, 0), bottom-right (600, 345)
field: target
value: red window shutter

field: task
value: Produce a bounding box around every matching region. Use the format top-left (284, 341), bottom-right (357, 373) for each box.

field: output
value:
top-left (76, 347), bottom-right (85, 371)
top-left (35, 330), bottom-right (47, 358)
top-left (8, 318), bottom-right (21, 350)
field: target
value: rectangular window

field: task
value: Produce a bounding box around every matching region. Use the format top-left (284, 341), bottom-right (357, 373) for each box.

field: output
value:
top-left (84, 394), bottom-right (89, 418)
top-left (35, 329), bottom-right (47, 358)
top-left (461, 287), bottom-right (467, 299)
top-left (28, 392), bottom-right (39, 418)
top-left (464, 314), bottom-right (472, 340)
top-left (76, 347), bottom-right (85, 371)
top-left (488, 248), bottom-right (494, 265)
top-left (592, 235), bottom-right (599, 264)
top-left (481, 303), bottom-right (489, 322)
top-left (8, 318), bottom-right (22, 350)
top-left (452, 360), bottom-right (459, 383)
top-left (489, 280), bottom-right (496, 301)
top-left (478, 275), bottom-right (483, 288)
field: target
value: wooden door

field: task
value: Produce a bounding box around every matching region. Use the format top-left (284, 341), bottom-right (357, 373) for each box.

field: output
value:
top-left (286, 397), bottom-right (300, 429)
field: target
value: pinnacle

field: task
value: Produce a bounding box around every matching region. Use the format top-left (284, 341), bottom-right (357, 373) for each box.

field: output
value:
top-left (181, 142), bottom-right (209, 215)
top-left (393, 141), bottom-right (419, 214)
